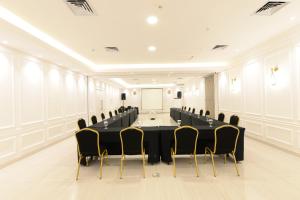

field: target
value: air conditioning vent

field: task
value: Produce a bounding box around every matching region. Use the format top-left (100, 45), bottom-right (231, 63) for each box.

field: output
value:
top-left (255, 1), bottom-right (289, 16)
top-left (64, 0), bottom-right (95, 16)
top-left (105, 47), bottom-right (119, 53)
top-left (212, 45), bottom-right (228, 50)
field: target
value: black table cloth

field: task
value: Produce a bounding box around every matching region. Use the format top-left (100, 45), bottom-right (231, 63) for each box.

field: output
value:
top-left (86, 107), bottom-right (245, 165)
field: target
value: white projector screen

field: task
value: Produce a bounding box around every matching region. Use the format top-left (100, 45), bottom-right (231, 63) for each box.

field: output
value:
top-left (141, 88), bottom-right (163, 110)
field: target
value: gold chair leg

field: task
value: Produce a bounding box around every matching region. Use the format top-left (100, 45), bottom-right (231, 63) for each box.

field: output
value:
top-left (99, 153), bottom-right (105, 179)
top-left (224, 154), bottom-right (227, 164)
top-left (209, 152), bottom-right (216, 177)
top-left (76, 156), bottom-right (82, 181)
top-left (172, 150), bottom-right (176, 177)
top-left (232, 153), bottom-right (240, 176)
top-left (194, 154), bottom-right (199, 177)
top-left (120, 156), bottom-right (124, 179)
top-left (142, 150), bottom-right (146, 178)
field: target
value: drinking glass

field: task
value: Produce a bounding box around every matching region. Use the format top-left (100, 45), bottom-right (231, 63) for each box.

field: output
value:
top-left (104, 120), bottom-right (108, 129)
top-left (208, 119), bottom-right (213, 127)
top-left (177, 120), bottom-right (181, 127)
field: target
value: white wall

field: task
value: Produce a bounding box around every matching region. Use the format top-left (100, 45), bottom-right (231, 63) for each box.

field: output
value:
top-left (123, 87), bottom-right (183, 113)
top-left (217, 25), bottom-right (300, 154)
top-left (183, 77), bottom-right (206, 114)
top-left (0, 46), bottom-right (88, 167)
top-left (88, 78), bottom-right (121, 122)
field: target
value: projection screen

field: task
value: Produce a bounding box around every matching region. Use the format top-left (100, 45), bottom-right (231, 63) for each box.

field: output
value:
top-left (141, 88), bottom-right (163, 110)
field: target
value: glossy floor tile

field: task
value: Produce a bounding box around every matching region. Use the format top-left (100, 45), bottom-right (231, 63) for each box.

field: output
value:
top-left (1, 123), bottom-right (300, 199)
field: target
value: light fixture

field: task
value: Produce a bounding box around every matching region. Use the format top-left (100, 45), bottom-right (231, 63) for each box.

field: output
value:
top-left (231, 77), bottom-right (239, 93)
top-left (148, 46), bottom-right (157, 52)
top-left (2, 40), bottom-right (8, 44)
top-left (270, 66), bottom-right (279, 86)
top-left (111, 78), bottom-right (175, 88)
top-left (146, 16), bottom-right (158, 25)
top-left (290, 16), bottom-right (296, 21)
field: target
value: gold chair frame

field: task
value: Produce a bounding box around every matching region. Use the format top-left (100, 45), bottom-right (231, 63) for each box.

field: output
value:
top-left (205, 125), bottom-right (240, 177)
top-left (120, 127), bottom-right (146, 179)
top-left (76, 128), bottom-right (108, 180)
top-left (171, 126), bottom-right (199, 177)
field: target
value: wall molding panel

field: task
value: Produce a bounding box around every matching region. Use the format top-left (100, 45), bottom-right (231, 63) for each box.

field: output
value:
top-left (218, 27), bottom-right (300, 155)
top-left (0, 46), bottom-right (89, 167)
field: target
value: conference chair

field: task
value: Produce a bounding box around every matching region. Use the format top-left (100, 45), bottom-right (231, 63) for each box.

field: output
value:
top-left (77, 118), bottom-right (87, 130)
top-left (101, 113), bottom-right (105, 120)
top-left (135, 107), bottom-right (139, 114)
top-left (218, 113), bottom-right (225, 122)
top-left (91, 115), bottom-right (97, 125)
top-left (115, 110), bottom-right (118, 116)
top-left (75, 128), bottom-right (108, 180)
top-left (199, 109), bottom-right (203, 116)
top-left (205, 110), bottom-right (210, 116)
top-left (118, 108), bottom-right (123, 113)
top-left (182, 106), bottom-right (184, 110)
top-left (184, 106), bottom-right (187, 110)
top-left (109, 111), bottom-right (113, 118)
top-left (120, 127), bottom-right (146, 179)
top-left (205, 125), bottom-right (240, 177)
top-left (188, 107), bottom-right (191, 112)
top-left (192, 108), bottom-right (195, 114)
top-left (229, 115), bottom-right (239, 126)
top-left (171, 126), bottom-right (199, 177)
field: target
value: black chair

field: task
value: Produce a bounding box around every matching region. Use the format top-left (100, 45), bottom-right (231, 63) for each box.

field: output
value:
top-left (192, 108), bottom-right (195, 114)
top-left (101, 113), bottom-right (105, 120)
top-left (118, 108), bottom-right (123, 113)
top-left (77, 118), bottom-right (87, 130)
top-left (120, 127), bottom-right (146, 178)
top-left (229, 115), bottom-right (239, 126)
top-left (218, 113), bottom-right (225, 122)
top-left (188, 107), bottom-right (191, 112)
top-left (181, 106), bottom-right (184, 110)
top-left (115, 110), bottom-right (118, 116)
top-left (205, 125), bottom-right (240, 177)
top-left (75, 128), bottom-right (108, 180)
top-left (171, 126), bottom-right (199, 177)
top-left (109, 111), bottom-right (113, 118)
top-left (91, 115), bottom-right (97, 125)
top-left (135, 107), bottom-right (139, 114)
top-left (184, 106), bottom-right (187, 110)
top-left (205, 110), bottom-right (210, 116)
top-left (199, 109), bottom-right (203, 116)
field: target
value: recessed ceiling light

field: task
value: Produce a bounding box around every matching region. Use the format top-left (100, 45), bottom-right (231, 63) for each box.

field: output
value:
top-left (148, 46), bottom-right (156, 52)
top-left (290, 16), bottom-right (296, 21)
top-left (2, 40), bottom-right (8, 44)
top-left (146, 16), bottom-right (158, 25)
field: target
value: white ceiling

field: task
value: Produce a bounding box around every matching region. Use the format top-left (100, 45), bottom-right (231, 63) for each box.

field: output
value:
top-left (0, 0), bottom-right (300, 82)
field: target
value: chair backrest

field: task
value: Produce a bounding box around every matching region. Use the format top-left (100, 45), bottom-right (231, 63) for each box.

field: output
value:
top-left (218, 113), bottom-right (225, 122)
top-left (76, 128), bottom-right (101, 157)
top-left (188, 107), bottom-right (191, 112)
top-left (229, 115), bottom-right (239, 126)
top-left (213, 125), bottom-right (240, 154)
top-left (199, 109), bottom-right (203, 116)
top-left (173, 126), bottom-right (199, 154)
top-left (109, 111), bottom-right (113, 118)
top-left (205, 110), bottom-right (210, 116)
top-left (118, 108), bottom-right (123, 113)
top-left (77, 118), bottom-right (87, 129)
top-left (184, 106), bottom-right (187, 110)
top-left (101, 113), bottom-right (105, 120)
top-left (192, 108), bottom-right (195, 114)
top-left (120, 127), bottom-right (144, 155)
top-left (182, 106), bottom-right (184, 110)
top-left (115, 110), bottom-right (118, 116)
top-left (91, 115), bottom-right (97, 125)
top-left (135, 107), bottom-right (139, 114)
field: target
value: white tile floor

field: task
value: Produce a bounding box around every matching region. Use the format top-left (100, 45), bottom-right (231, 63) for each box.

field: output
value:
top-left (1, 115), bottom-right (300, 200)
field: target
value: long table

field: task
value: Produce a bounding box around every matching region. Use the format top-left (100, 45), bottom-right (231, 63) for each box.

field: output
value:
top-left (88, 108), bottom-right (245, 164)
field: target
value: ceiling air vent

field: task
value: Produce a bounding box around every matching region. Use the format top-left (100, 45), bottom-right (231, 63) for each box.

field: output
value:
top-left (64, 0), bottom-right (95, 16)
top-left (105, 47), bottom-right (119, 53)
top-left (212, 45), bottom-right (228, 50)
top-left (255, 1), bottom-right (289, 16)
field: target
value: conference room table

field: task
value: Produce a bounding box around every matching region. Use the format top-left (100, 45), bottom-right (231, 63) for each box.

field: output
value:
top-left (87, 108), bottom-right (245, 165)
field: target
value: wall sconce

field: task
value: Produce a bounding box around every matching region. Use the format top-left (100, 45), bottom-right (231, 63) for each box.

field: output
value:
top-left (231, 77), bottom-right (240, 93)
top-left (133, 90), bottom-right (137, 95)
top-left (167, 89), bottom-right (171, 95)
top-left (270, 66), bottom-right (279, 86)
